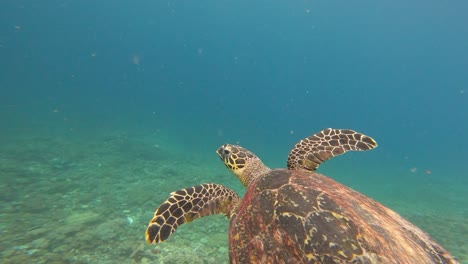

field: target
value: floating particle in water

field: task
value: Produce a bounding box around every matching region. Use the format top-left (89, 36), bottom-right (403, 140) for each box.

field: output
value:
top-left (410, 167), bottom-right (417, 173)
top-left (425, 170), bottom-right (432, 175)
top-left (131, 54), bottom-right (142, 65)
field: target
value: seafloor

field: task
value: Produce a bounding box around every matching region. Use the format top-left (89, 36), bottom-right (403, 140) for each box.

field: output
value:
top-left (0, 129), bottom-right (466, 263)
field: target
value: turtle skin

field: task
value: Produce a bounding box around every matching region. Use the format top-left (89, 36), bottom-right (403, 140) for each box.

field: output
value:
top-left (229, 169), bottom-right (458, 264)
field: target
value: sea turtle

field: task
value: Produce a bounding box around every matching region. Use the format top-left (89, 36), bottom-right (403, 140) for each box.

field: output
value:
top-left (146, 128), bottom-right (459, 263)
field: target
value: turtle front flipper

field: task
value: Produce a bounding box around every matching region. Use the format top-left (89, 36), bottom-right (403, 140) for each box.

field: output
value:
top-left (146, 183), bottom-right (240, 244)
top-left (287, 128), bottom-right (378, 171)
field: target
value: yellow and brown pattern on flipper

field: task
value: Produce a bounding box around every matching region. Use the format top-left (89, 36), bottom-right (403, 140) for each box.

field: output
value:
top-left (287, 128), bottom-right (378, 171)
top-left (146, 183), bottom-right (240, 244)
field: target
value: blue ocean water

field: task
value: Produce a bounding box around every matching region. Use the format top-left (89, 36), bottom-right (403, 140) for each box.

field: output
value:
top-left (1, 0), bottom-right (467, 263)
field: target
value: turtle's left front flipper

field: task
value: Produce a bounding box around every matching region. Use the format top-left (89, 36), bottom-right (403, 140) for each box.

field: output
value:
top-left (146, 183), bottom-right (240, 244)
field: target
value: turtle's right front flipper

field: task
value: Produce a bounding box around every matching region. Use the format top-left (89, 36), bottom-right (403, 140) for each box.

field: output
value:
top-left (287, 128), bottom-right (378, 171)
top-left (146, 183), bottom-right (240, 244)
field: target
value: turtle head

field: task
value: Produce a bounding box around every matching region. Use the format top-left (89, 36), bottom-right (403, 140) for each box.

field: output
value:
top-left (217, 144), bottom-right (271, 187)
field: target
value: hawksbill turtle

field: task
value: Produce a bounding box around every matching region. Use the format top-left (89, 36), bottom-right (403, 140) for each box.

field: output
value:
top-left (146, 128), bottom-right (459, 263)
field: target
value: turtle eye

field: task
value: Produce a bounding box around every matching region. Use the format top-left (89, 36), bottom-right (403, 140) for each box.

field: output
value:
top-left (223, 149), bottom-right (231, 157)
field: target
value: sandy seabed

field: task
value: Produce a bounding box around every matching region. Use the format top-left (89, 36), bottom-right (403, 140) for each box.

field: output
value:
top-left (0, 131), bottom-right (466, 263)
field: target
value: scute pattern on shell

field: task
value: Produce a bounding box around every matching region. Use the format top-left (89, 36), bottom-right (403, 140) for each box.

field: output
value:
top-left (228, 169), bottom-right (459, 264)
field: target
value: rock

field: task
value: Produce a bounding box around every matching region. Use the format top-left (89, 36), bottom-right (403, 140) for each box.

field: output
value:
top-left (31, 237), bottom-right (50, 249)
top-left (64, 212), bottom-right (100, 226)
top-left (93, 218), bottom-right (125, 241)
top-left (217, 247), bottom-right (228, 254)
top-left (28, 227), bottom-right (50, 237)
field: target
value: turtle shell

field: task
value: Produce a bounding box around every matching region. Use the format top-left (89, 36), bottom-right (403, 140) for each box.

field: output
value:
top-left (228, 169), bottom-right (458, 264)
